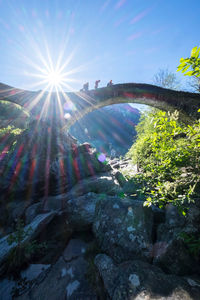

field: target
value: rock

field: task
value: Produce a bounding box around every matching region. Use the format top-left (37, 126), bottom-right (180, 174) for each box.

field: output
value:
top-left (25, 173), bottom-right (122, 231)
top-left (5, 264), bottom-right (52, 298)
top-left (153, 239), bottom-right (198, 275)
top-left (42, 194), bottom-right (68, 211)
top-left (35, 212), bottom-right (73, 264)
top-left (184, 201), bottom-right (200, 233)
top-left (67, 173), bottom-right (122, 198)
top-left (25, 202), bottom-right (43, 224)
top-left (63, 239), bottom-right (88, 261)
top-left (25, 193), bottom-right (69, 224)
top-left (115, 171), bottom-right (127, 186)
top-left (152, 204), bottom-right (200, 275)
top-left (95, 254), bottom-right (200, 300)
top-left (21, 263), bottom-right (51, 281)
top-left (17, 246), bottom-right (97, 299)
top-left (6, 200), bottom-right (27, 224)
top-left (0, 120), bottom-right (111, 201)
top-left (93, 197), bottom-right (154, 263)
top-left (94, 254), bottom-right (118, 297)
top-left (65, 193), bottom-right (105, 230)
top-left (51, 143), bottom-right (111, 195)
top-left (0, 278), bottom-right (16, 300)
top-left (16, 257), bottom-right (72, 300)
top-left (0, 212), bottom-right (56, 274)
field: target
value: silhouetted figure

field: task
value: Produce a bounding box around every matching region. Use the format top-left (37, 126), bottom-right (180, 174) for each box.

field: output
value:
top-left (83, 82), bottom-right (89, 91)
top-left (107, 80), bottom-right (113, 87)
top-left (95, 80), bottom-right (101, 89)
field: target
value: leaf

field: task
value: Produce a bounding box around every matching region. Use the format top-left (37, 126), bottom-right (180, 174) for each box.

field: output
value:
top-left (184, 71), bottom-right (194, 76)
top-left (181, 65), bottom-right (190, 73)
top-left (191, 46), bottom-right (198, 57)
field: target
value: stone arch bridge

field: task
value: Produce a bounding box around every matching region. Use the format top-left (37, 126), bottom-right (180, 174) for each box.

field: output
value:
top-left (0, 82), bottom-right (200, 127)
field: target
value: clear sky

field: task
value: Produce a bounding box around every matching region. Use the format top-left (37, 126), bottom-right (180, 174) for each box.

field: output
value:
top-left (0, 0), bottom-right (199, 91)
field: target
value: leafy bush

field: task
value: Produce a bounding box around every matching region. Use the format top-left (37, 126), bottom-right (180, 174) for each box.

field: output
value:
top-left (177, 46), bottom-right (200, 78)
top-left (177, 46), bottom-right (200, 92)
top-left (6, 220), bottom-right (47, 275)
top-left (179, 232), bottom-right (200, 258)
top-left (125, 109), bottom-right (200, 213)
top-left (0, 100), bottom-right (29, 122)
top-left (0, 125), bottom-right (23, 154)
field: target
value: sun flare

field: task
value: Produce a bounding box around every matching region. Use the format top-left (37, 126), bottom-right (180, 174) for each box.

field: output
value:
top-left (45, 70), bottom-right (64, 87)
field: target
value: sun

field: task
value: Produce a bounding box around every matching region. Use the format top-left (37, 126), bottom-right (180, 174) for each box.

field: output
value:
top-left (46, 70), bottom-right (64, 87)
top-left (24, 44), bottom-right (85, 92)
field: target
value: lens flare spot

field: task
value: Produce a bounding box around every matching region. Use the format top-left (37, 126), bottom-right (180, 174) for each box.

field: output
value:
top-left (64, 113), bottom-right (71, 119)
top-left (97, 153), bottom-right (106, 163)
top-left (63, 102), bottom-right (76, 111)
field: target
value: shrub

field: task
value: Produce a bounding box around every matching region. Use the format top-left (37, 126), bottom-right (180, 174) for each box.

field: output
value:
top-left (6, 220), bottom-right (47, 276)
top-left (125, 109), bottom-right (200, 214)
top-left (179, 232), bottom-right (200, 258)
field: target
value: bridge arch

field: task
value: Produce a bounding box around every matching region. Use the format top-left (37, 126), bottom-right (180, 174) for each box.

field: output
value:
top-left (0, 82), bottom-right (200, 127)
top-left (65, 83), bottom-right (200, 129)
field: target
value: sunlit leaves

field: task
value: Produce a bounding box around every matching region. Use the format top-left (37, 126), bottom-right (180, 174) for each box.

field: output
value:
top-left (125, 109), bottom-right (200, 213)
top-left (177, 46), bottom-right (200, 78)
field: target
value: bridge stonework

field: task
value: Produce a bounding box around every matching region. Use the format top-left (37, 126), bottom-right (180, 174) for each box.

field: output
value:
top-left (0, 82), bottom-right (200, 127)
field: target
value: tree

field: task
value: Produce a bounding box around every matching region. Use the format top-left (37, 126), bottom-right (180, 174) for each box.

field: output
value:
top-left (177, 46), bottom-right (200, 77)
top-left (153, 68), bottom-right (180, 90)
top-left (187, 76), bottom-right (200, 93)
top-left (177, 46), bottom-right (200, 92)
top-left (125, 109), bottom-right (200, 214)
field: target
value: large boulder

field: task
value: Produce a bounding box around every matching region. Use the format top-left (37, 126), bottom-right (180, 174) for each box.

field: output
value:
top-left (62, 239), bottom-right (88, 261)
top-left (35, 211), bottom-right (73, 264)
top-left (17, 238), bottom-right (98, 300)
top-left (0, 264), bottom-right (51, 298)
top-left (65, 193), bottom-right (103, 231)
top-left (66, 172), bottom-right (122, 198)
top-left (25, 193), bottom-right (69, 224)
top-left (0, 278), bottom-right (16, 300)
top-left (51, 143), bottom-right (111, 195)
top-left (0, 120), bottom-right (111, 202)
top-left (0, 212), bottom-right (56, 275)
top-left (25, 171), bottom-right (122, 230)
top-left (153, 204), bottom-right (200, 275)
top-left (0, 120), bottom-right (78, 199)
top-left (95, 254), bottom-right (200, 300)
top-left (25, 202), bottom-right (43, 224)
top-left (93, 197), bottom-right (154, 263)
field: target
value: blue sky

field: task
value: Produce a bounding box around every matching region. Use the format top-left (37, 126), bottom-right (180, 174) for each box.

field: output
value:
top-left (0, 0), bottom-right (199, 91)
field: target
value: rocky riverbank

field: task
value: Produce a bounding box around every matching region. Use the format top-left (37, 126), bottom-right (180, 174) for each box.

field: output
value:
top-left (0, 140), bottom-right (200, 299)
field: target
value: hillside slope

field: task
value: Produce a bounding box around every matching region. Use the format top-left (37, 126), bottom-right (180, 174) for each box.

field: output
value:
top-left (69, 103), bottom-right (141, 157)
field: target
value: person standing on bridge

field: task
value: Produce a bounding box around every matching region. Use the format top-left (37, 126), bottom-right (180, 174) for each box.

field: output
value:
top-left (107, 80), bottom-right (113, 87)
top-left (95, 80), bottom-right (100, 89)
top-left (83, 82), bottom-right (89, 92)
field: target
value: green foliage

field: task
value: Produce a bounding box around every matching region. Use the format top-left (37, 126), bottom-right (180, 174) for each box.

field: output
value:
top-left (179, 232), bottom-right (200, 258)
top-left (0, 100), bottom-right (29, 120)
top-left (126, 109), bottom-right (200, 213)
top-left (0, 125), bottom-right (23, 138)
top-left (6, 220), bottom-right (47, 275)
top-left (0, 125), bottom-right (24, 154)
top-left (11, 277), bottom-right (33, 297)
top-left (177, 46), bottom-right (200, 78)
